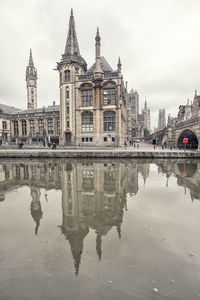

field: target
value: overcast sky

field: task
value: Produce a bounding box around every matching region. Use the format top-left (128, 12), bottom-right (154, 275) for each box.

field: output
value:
top-left (1, 0), bottom-right (200, 130)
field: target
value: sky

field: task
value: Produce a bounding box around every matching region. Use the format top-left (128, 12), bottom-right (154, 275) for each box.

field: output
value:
top-left (1, 0), bottom-right (200, 130)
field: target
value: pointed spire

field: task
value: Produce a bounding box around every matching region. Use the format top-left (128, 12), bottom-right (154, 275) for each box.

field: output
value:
top-left (94, 27), bottom-right (103, 75)
top-left (117, 57), bottom-right (121, 72)
top-left (96, 27), bottom-right (100, 38)
top-left (96, 234), bottom-right (102, 260)
top-left (29, 49), bottom-right (34, 67)
top-left (64, 9), bottom-right (80, 56)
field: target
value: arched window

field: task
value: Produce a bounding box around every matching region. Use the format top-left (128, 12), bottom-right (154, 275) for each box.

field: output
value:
top-left (38, 119), bottom-right (44, 135)
top-left (104, 111), bottom-right (116, 132)
top-left (47, 118), bottom-right (53, 135)
top-left (103, 88), bottom-right (116, 105)
top-left (82, 111), bottom-right (93, 132)
top-left (64, 70), bottom-right (70, 82)
top-left (29, 119), bottom-right (35, 135)
top-left (66, 86), bottom-right (69, 99)
top-left (21, 120), bottom-right (27, 136)
top-left (81, 90), bottom-right (93, 106)
top-left (14, 120), bottom-right (19, 136)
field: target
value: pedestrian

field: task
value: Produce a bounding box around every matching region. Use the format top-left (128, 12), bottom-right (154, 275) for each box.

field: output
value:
top-left (124, 140), bottom-right (127, 149)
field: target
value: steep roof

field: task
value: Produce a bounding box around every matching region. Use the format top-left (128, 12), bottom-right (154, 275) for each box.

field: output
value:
top-left (86, 56), bottom-right (113, 74)
top-left (0, 103), bottom-right (21, 114)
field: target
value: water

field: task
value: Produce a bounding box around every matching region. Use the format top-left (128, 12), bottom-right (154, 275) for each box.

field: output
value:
top-left (0, 158), bottom-right (200, 300)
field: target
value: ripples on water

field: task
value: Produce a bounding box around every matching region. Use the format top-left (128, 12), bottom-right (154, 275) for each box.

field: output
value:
top-left (0, 158), bottom-right (200, 300)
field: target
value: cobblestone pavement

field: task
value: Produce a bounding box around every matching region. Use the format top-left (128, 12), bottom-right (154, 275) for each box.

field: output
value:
top-left (0, 142), bottom-right (195, 152)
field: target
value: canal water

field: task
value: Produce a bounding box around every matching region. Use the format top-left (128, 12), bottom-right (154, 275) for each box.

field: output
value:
top-left (0, 158), bottom-right (200, 300)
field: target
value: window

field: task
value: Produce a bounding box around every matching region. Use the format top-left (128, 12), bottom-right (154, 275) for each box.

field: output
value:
top-left (56, 119), bottom-right (60, 135)
top-left (66, 106), bottom-right (69, 114)
top-left (60, 72), bottom-right (62, 84)
top-left (81, 90), bottom-right (93, 106)
top-left (86, 137), bottom-right (88, 142)
top-left (103, 88), bottom-right (116, 105)
top-left (112, 137), bottom-right (115, 142)
top-left (38, 119), bottom-right (44, 135)
top-left (104, 137), bottom-right (107, 142)
top-left (29, 119), bottom-right (35, 135)
top-left (66, 87), bottom-right (69, 99)
top-left (47, 118), bottom-right (53, 134)
top-left (2, 121), bottom-right (7, 130)
top-left (82, 170), bottom-right (94, 191)
top-left (31, 89), bottom-right (34, 95)
top-left (22, 120), bottom-right (27, 136)
top-left (64, 70), bottom-right (70, 82)
top-left (90, 137), bottom-right (93, 142)
top-left (67, 120), bottom-right (70, 128)
top-left (82, 111), bottom-right (93, 132)
top-left (104, 111), bottom-right (116, 132)
top-left (82, 137), bottom-right (85, 142)
top-left (14, 121), bottom-right (19, 136)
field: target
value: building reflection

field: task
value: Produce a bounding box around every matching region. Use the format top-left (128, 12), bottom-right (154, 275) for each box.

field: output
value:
top-left (0, 159), bottom-right (200, 274)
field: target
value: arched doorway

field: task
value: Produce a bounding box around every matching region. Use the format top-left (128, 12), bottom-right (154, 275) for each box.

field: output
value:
top-left (65, 132), bottom-right (71, 144)
top-left (177, 129), bottom-right (198, 150)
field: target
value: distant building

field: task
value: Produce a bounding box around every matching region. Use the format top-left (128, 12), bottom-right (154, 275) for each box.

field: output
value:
top-left (158, 109), bottom-right (166, 131)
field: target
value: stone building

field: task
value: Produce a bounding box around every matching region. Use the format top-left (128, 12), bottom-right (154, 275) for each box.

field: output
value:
top-left (0, 10), bottom-right (128, 147)
top-left (57, 10), bottom-right (127, 147)
top-left (158, 108), bottom-right (166, 131)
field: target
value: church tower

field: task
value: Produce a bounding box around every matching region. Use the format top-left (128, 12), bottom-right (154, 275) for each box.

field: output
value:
top-left (57, 9), bottom-right (87, 145)
top-left (26, 49), bottom-right (37, 109)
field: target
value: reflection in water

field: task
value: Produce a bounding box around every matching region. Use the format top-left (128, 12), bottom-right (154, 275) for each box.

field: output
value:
top-left (0, 159), bottom-right (200, 275)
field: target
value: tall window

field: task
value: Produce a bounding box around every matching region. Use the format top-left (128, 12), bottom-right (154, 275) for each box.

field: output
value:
top-left (81, 90), bottom-right (93, 106)
top-left (82, 111), bottom-right (93, 132)
top-left (66, 87), bottom-right (69, 99)
top-left (103, 88), bottom-right (116, 105)
top-left (47, 118), bottom-right (53, 135)
top-left (14, 121), bottom-right (19, 136)
top-left (56, 119), bottom-right (60, 135)
top-left (29, 119), bottom-right (35, 135)
top-left (22, 120), bottom-right (27, 136)
top-left (60, 72), bottom-right (62, 85)
top-left (2, 121), bottom-right (7, 130)
top-left (104, 111), bottom-right (116, 132)
top-left (64, 70), bottom-right (70, 82)
top-left (38, 119), bottom-right (44, 135)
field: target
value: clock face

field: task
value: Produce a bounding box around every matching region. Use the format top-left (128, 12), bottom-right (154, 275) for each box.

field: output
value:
top-left (29, 79), bottom-right (35, 86)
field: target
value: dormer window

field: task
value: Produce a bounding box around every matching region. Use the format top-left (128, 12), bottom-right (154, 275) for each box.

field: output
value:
top-left (64, 70), bottom-right (70, 82)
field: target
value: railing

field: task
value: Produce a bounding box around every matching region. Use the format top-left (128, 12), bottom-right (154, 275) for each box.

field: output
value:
top-left (78, 71), bottom-right (118, 81)
top-left (104, 72), bottom-right (118, 78)
top-left (79, 74), bottom-right (94, 80)
top-left (174, 116), bottom-right (200, 128)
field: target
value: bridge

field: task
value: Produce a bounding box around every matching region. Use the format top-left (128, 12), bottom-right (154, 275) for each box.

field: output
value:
top-left (146, 116), bottom-right (200, 150)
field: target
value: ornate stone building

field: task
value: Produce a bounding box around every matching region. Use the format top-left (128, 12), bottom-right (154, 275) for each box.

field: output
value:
top-left (0, 10), bottom-right (128, 147)
top-left (57, 10), bottom-right (127, 147)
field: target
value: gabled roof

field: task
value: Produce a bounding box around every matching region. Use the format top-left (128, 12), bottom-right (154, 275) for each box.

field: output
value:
top-left (0, 103), bottom-right (21, 114)
top-left (86, 56), bottom-right (113, 74)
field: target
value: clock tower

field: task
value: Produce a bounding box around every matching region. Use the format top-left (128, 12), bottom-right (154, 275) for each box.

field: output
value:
top-left (26, 49), bottom-right (37, 109)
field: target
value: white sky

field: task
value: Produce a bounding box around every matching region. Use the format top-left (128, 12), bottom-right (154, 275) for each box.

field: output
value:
top-left (1, 0), bottom-right (200, 130)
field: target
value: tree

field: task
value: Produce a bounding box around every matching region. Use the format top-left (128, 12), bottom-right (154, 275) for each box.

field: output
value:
top-left (144, 128), bottom-right (150, 136)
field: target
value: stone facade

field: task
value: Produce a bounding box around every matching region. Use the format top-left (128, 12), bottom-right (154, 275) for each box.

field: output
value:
top-left (57, 11), bottom-right (127, 147)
